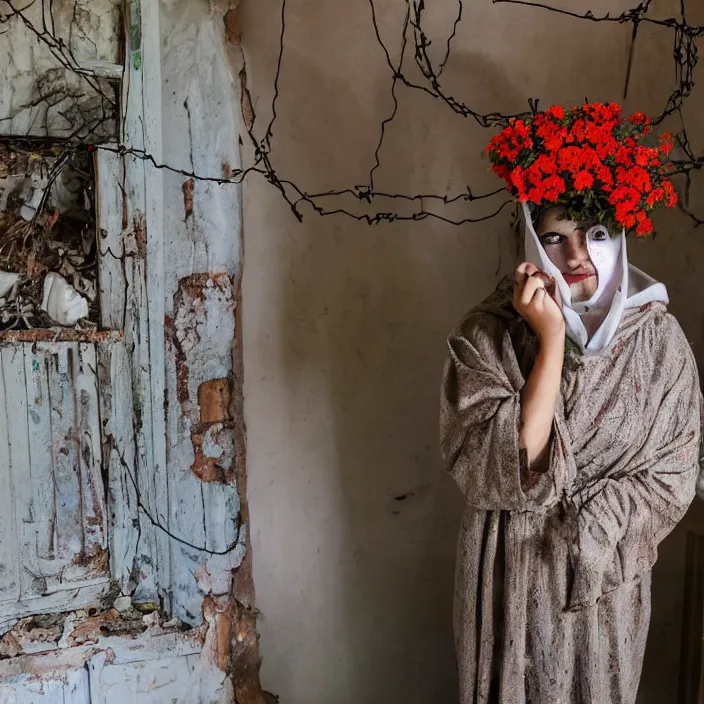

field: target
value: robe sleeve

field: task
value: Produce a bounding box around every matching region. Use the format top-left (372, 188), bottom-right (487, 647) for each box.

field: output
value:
top-left (440, 311), bottom-right (571, 512)
top-left (567, 318), bottom-right (701, 610)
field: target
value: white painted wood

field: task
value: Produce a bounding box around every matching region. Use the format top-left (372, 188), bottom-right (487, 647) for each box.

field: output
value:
top-left (97, 341), bottom-right (139, 593)
top-left (116, 0), bottom-right (170, 610)
top-left (0, 0), bottom-right (121, 139)
top-left (0, 629), bottom-right (227, 703)
top-left (0, 348), bottom-right (21, 606)
top-left (139, 0), bottom-right (172, 612)
top-left (96, 148), bottom-right (127, 331)
top-left (0, 345), bottom-right (109, 626)
top-left (89, 653), bottom-right (232, 704)
top-left (164, 275), bottom-right (246, 617)
top-left (77, 60), bottom-right (124, 80)
top-left (158, 0), bottom-right (246, 624)
top-left (101, 0), bottom-right (247, 628)
top-left (0, 676), bottom-right (85, 704)
top-left (48, 346), bottom-right (84, 564)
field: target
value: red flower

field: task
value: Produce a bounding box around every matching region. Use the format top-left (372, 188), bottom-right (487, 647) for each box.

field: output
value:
top-left (609, 185), bottom-right (640, 208)
top-left (620, 213), bottom-right (637, 229)
top-left (618, 165), bottom-right (652, 193)
top-left (645, 187), bottom-right (664, 207)
top-left (526, 186), bottom-right (545, 203)
top-left (491, 163), bottom-right (511, 181)
top-left (512, 119), bottom-right (530, 139)
top-left (571, 119), bottom-right (587, 142)
top-left (510, 166), bottom-right (527, 197)
top-left (628, 112), bottom-right (650, 126)
top-left (595, 136), bottom-right (618, 160)
top-left (485, 102), bottom-right (675, 235)
top-left (574, 170), bottom-right (594, 191)
top-left (546, 105), bottom-right (565, 121)
top-left (596, 164), bottom-right (614, 187)
top-left (614, 145), bottom-right (633, 166)
top-left (542, 174), bottom-right (566, 201)
top-left (537, 121), bottom-right (567, 151)
top-left (557, 146), bottom-right (585, 172)
top-left (662, 179), bottom-right (678, 207)
top-left (635, 216), bottom-right (654, 236)
top-left (634, 146), bottom-right (659, 167)
top-left (534, 153), bottom-right (558, 174)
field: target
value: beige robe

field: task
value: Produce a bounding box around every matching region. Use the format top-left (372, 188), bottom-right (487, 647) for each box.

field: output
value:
top-left (440, 279), bottom-right (701, 704)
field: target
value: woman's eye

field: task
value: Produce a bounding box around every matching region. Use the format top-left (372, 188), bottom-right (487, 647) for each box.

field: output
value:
top-left (540, 234), bottom-right (564, 246)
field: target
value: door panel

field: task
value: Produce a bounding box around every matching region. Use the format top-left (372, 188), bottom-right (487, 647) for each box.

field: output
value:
top-left (0, 344), bottom-right (109, 629)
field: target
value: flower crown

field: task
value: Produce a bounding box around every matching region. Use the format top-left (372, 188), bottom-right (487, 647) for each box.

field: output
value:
top-left (485, 103), bottom-right (678, 236)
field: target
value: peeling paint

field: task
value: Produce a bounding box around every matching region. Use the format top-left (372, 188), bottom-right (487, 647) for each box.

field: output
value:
top-left (0, 329), bottom-right (122, 344)
top-left (122, 213), bottom-right (147, 259)
top-left (199, 378), bottom-right (232, 423)
top-left (239, 66), bottom-right (255, 132)
top-left (224, 8), bottom-right (242, 46)
top-left (182, 178), bottom-right (195, 219)
top-left (230, 598), bottom-right (267, 704)
top-left (0, 601), bottom-right (231, 700)
top-left (191, 421), bottom-right (236, 483)
top-left (210, 0), bottom-right (240, 15)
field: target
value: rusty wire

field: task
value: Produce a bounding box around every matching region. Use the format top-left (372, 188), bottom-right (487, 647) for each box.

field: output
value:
top-left (3, 0), bottom-right (704, 553)
top-left (3, 0), bottom-right (704, 225)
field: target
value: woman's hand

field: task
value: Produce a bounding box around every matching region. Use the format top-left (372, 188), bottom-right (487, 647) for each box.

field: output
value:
top-left (512, 262), bottom-right (565, 345)
top-left (513, 263), bottom-right (566, 472)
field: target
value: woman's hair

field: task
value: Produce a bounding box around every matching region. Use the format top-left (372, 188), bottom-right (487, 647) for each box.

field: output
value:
top-left (531, 202), bottom-right (598, 232)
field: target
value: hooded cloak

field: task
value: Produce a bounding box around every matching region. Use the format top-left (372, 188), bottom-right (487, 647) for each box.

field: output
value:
top-left (441, 245), bottom-right (701, 702)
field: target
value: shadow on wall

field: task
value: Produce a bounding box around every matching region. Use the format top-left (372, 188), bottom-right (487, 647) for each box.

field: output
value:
top-left (271, 49), bottom-right (520, 703)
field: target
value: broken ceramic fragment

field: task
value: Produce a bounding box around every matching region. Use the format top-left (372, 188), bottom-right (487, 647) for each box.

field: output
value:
top-left (0, 271), bottom-right (20, 298)
top-left (41, 272), bottom-right (89, 326)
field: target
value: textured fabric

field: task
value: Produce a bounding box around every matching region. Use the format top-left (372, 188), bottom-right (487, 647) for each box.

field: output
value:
top-left (440, 278), bottom-right (701, 704)
top-left (521, 202), bottom-right (669, 354)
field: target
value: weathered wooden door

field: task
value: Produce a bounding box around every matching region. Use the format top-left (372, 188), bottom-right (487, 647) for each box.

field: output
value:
top-left (0, 1), bottom-right (255, 701)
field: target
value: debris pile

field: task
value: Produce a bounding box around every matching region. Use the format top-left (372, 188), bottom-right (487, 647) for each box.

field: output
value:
top-left (0, 142), bottom-right (98, 332)
top-left (0, 598), bottom-right (187, 658)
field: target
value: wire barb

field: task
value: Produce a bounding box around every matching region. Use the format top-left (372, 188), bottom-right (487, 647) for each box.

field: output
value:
top-left (2, 0), bottom-right (703, 227)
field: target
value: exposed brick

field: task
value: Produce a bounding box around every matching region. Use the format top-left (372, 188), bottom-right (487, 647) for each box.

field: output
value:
top-left (224, 8), bottom-right (241, 45)
top-left (199, 378), bottom-right (232, 423)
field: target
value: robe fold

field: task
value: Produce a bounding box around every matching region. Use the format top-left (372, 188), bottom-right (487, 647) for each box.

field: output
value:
top-left (440, 279), bottom-right (701, 704)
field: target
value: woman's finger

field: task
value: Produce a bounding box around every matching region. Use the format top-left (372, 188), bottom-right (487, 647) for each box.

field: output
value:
top-left (514, 261), bottom-right (539, 285)
top-left (520, 275), bottom-right (545, 305)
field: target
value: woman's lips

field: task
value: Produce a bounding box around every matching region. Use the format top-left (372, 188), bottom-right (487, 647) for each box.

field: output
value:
top-left (563, 272), bottom-right (595, 285)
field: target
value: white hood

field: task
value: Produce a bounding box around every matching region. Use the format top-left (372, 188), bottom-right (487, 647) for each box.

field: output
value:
top-left (521, 202), bottom-right (668, 354)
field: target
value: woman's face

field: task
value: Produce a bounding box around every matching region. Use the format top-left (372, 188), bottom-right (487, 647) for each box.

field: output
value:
top-left (535, 207), bottom-right (601, 303)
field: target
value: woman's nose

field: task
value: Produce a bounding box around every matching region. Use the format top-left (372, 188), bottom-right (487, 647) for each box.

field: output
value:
top-left (566, 242), bottom-right (589, 269)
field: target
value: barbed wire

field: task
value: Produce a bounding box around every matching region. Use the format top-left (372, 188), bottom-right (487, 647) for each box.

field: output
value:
top-left (2, 0), bottom-right (704, 226)
top-left (3, 0), bottom-right (704, 553)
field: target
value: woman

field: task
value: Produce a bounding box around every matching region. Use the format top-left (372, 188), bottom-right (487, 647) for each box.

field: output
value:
top-left (440, 104), bottom-right (701, 704)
